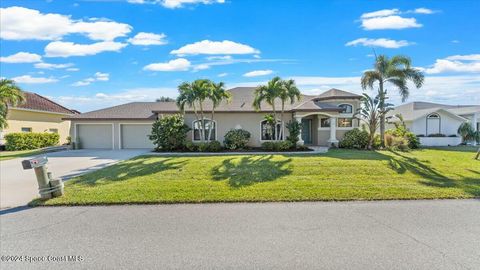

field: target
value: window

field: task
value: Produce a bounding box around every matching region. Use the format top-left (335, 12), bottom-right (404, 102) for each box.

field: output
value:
top-left (320, 118), bottom-right (331, 128)
top-left (338, 104), bottom-right (353, 114)
top-left (427, 113), bottom-right (440, 119)
top-left (49, 128), bottom-right (58, 133)
top-left (261, 120), bottom-right (282, 140)
top-left (21, 127), bottom-right (32, 132)
top-left (337, 118), bottom-right (353, 128)
top-left (193, 119), bottom-right (216, 141)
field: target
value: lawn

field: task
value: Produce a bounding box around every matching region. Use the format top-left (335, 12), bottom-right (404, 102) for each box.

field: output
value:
top-left (0, 149), bottom-right (45, 161)
top-left (37, 147), bottom-right (480, 205)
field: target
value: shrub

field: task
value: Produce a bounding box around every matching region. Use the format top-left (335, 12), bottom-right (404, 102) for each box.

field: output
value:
top-left (339, 128), bottom-right (369, 149)
top-left (278, 140), bottom-right (293, 151)
top-left (207, 141), bottom-right (222, 152)
top-left (286, 121), bottom-right (301, 147)
top-left (4, 132), bottom-right (60, 151)
top-left (385, 135), bottom-right (410, 151)
top-left (448, 134), bottom-right (458, 137)
top-left (149, 114), bottom-right (190, 151)
top-left (427, 133), bottom-right (446, 137)
top-left (223, 129), bottom-right (251, 150)
top-left (261, 141), bottom-right (294, 151)
top-left (261, 142), bottom-right (276, 151)
top-left (386, 127), bottom-right (420, 149)
top-left (185, 141), bottom-right (197, 152)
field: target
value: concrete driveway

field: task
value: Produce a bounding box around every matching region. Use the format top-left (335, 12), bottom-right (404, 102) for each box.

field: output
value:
top-left (0, 149), bottom-right (148, 209)
top-left (0, 200), bottom-right (479, 270)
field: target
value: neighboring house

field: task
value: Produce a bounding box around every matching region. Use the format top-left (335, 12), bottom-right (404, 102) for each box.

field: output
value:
top-left (65, 87), bottom-right (362, 149)
top-left (0, 92), bottom-right (77, 145)
top-left (388, 101), bottom-right (480, 146)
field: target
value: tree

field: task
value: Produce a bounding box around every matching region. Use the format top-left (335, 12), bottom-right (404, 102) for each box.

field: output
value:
top-left (0, 79), bottom-right (25, 129)
top-left (253, 77), bottom-right (283, 140)
top-left (355, 93), bottom-right (393, 149)
top-left (207, 82), bottom-right (231, 142)
top-left (149, 114), bottom-right (190, 151)
top-left (279, 79), bottom-right (301, 139)
top-left (458, 122), bottom-right (479, 144)
top-left (361, 55), bottom-right (424, 147)
top-left (156, 96), bottom-right (175, 102)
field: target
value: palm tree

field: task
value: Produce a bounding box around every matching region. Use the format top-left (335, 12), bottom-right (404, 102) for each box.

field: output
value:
top-left (253, 77), bottom-right (283, 140)
top-left (355, 93), bottom-right (393, 149)
top-left (457, 122), bottom-right (479, 144)
top-left (361, 55), bottom-right (424, 147)
top-left (279, 79), bottom-right (301, 140)
top-left (207, 81), bottom-right (231, 142)
top-left (0, 79), bottom-right (25, 129)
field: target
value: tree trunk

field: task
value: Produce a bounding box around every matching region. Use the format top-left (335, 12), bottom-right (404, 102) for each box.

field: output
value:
top-left (192, 103), bottom-right (201, 141)
top-left (207, 109), bottom-right (215, 142)
top-left (199, 101), bottom-right (206, 142)
top-left (272, 103), bottom-right (278, 141)
top-left (378, 81), bottom-right (386, 148)
top-left (281, 101), bottom-right (285, 141)
top-left (475, 147), bottom-right (480, 160)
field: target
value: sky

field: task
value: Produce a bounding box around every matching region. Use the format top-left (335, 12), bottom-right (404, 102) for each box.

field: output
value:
top-left (0, 0), bottom-right (479, 112)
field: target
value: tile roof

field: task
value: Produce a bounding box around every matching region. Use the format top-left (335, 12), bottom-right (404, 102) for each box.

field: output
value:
top-left (13, 92), bottom-right (76, 115)
top-left (315, 88), bottom-right (362, 100)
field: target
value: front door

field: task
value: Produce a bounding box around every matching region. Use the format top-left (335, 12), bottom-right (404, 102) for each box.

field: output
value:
top-left (301, 119), bottom-right (312, 144)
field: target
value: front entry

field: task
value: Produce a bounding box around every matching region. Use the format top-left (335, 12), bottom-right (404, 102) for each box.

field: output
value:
top-left (301, 119), bottom-right (312, 144)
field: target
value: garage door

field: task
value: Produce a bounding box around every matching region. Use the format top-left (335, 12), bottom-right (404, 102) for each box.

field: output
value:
top-left (121, 124), bottom-right (154, 149)
top-left (77, 124), bottom-right (113, 149)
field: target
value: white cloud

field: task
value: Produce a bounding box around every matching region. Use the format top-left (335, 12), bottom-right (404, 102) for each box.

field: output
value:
top-left (413, 8), bottom-right (435, 14)
top-left (12, 75), bottom-right (58, 84)
top-left (424, 59), bottom-right (480, 74)
top-left (143, 58), bottom-right (191, 71)
top-left (243, 70), bottom-right (273, 77)
top-left (0, 6), bottom-right (131, 41)
top-left (127, 0), bottom-right (225, 9)
top-left (0, 52), bottom-right (42, 63)
top-left (445, 54), bottom-right (480, 61)
top-left (72, 72), bottom-right (110, 86)
top-left (34, 62), bottom-right (74, 69)
top-left (128, 32), bottom-right (167, 46)
top-left (346, 38), bottom-right (413, 48)
top-left (361, 15), bottom-right (422, 30)
top-left (66, 68), bottom-right (79, 72)
top-left (206, 55), bottom-right (232, 61)
top-left (171, 40), bottom-right (260, 56)
top-left (361, 9), bottom-right (399, 19)
top-left (218, 72), bottom-right (228, 77)
top-left (45, 41), bottom-right (128, 57)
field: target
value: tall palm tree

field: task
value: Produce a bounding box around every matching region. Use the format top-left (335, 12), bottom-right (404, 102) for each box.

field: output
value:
top-left (0, 79), bottom-right (25, 129)
top-left (207, 82), bottom-right (231, 142)
top-left (355, 93), bottom-right (393, 149)
top-left (253, 77), bottom-right (283, 140)
top-left (279, 79), bottom-right (301, 139)
top-left (361, 55), bottom-right (424, 147)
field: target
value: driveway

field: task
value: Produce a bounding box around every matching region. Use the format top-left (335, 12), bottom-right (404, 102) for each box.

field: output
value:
top-left (0, 200), bottom-right (479, 270)
top-left (0, 149), bottom-right (148, 209)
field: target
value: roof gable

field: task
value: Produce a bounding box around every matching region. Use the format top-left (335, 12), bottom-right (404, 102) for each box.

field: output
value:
top-left (13, 92), bottom-right (76, 115)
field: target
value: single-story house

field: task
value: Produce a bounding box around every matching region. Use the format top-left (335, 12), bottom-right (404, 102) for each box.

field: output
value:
top-left (388, 101), bottom-right (480, 146)
top-left (0, 92), bottom-right (78, 145)
top-left (65, 87), bottom-right (363, 149)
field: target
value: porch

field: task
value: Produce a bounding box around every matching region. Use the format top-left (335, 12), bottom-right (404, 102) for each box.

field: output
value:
top-left (294, 113), bottom-right (358, 146)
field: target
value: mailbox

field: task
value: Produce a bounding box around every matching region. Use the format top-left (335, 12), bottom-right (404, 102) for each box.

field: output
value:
top-left (22, 156), bottom-right (48, 170)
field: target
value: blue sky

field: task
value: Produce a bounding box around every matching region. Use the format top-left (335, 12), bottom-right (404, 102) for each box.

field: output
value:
top-left (1, 0), bottom-right (479, 112)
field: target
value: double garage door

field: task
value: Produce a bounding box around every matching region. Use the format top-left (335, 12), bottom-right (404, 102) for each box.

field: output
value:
top-left (76, 124), bottom-right (153, 149)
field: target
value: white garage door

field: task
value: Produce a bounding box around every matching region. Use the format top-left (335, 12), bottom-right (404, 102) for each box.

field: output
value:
top-left (121, 124), bottom-right (154, 149)
top-left (77, 124), bottom-right (113, 149)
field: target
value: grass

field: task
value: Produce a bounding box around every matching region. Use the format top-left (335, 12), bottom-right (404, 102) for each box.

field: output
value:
top-left (0, 149), bottom-right (45, 161)
top-left (36, 147), bottom-right (480, 205)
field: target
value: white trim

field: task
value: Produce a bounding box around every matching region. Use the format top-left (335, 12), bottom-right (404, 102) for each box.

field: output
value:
top-left (191, 118), bottom-right (218, 142)
top-left (118, 122), bottom-right (154, 149)
top-left (338, 103), bottom-right (354, 115)
top-left (295, 112), bottom-right (334, 118)
top-left (10, 107), bottom-right (73, 116)
top-left (259, 119), bottom-right (284, 142)
top-left (74, 122), bottom-right (114, 150)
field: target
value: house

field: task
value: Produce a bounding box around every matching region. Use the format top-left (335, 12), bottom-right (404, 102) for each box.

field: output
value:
top-left (65, 87), bottom-right (362, 149)
top-left (388, 101), bottom-right (480, 146)
top-left (0, 92), bottom-right (78, 145)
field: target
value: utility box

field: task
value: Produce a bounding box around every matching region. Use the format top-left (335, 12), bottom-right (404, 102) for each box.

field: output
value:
top-left (21, 156), bottom-right (64, 200)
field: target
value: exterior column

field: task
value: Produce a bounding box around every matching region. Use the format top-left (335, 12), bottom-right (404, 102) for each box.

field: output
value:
top-left (472, 113), bottom-right (478, 146)
top-left (328, 117), bottom-right (338, 146)
top-left (295, 116), bottom-right (304, 145)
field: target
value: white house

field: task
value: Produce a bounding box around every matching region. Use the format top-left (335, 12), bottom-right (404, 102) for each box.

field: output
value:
top-left (388, 102), bottom-right (480, 146)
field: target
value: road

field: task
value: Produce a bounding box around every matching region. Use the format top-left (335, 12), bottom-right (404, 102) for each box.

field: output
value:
top-left (1, 200), bottom-right (479, 270)
top-left (0, 149), bottom-right (147, 209)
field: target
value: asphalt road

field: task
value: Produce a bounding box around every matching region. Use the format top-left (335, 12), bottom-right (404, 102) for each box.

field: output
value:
top-left (0, 149), bottom-right (147, 208)
top-left (1, 200), bottom-right (479, 270)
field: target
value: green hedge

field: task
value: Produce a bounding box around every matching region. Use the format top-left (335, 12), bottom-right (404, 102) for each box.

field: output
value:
top-left (4, 132), bottom-right (60, 151)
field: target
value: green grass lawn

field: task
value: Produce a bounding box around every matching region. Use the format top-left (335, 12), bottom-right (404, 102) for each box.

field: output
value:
top-left (37, 147), bottom-right (480, 205)
top-left (0, 149), bottom-right (45, 161)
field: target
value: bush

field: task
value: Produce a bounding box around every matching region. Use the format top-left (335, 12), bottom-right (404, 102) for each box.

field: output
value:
top-left (448, 134), bottom-right (458, 137)
top-left (4, 132), bottom-right (60, 151)
top-left (385, 134), bottom-right (410, 151)
top-left (149, 114), bottom-right (190, 151)
top-left (185, 141), bottom-right (197, 152)
top-left (339, 129), bottom-right (369, 149)
top-left (223, 129), bottom-right (251, 150)
top-left (386, 127), bottom-right (420, 149)
top-left (286, 121), bottom-right (301, 147)
top-left (261, 141), bottom-right (293, 151)
top-left (196, 141), bottom-right (223, 152)
top-left (261, 142), bottom-right (276, 151)
top-left (427, 133), bottom-right (446, 137)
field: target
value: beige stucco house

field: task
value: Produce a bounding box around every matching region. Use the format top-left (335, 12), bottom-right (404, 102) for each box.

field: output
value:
top-left (65, 87), bottom-right (362, 149)
top-left (0, 92), bottom-right (77, 145)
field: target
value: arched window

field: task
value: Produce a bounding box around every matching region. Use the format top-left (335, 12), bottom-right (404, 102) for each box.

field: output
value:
top-left (260, 120), bottom-right (282, 140)
top-left (338, 104), bottom-right (353, 114)
top-left (427, 113), bottom-right (440, 119)
top-left (193, 119), bottom-right (216, 141)
top-left (426, 113), bottom-right (441, 135)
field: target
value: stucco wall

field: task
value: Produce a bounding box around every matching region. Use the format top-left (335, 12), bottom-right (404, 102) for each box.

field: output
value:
top-left (410, 111), bottom-right (462, 136)
top-left (1, 109), bottom-right (71, 144)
